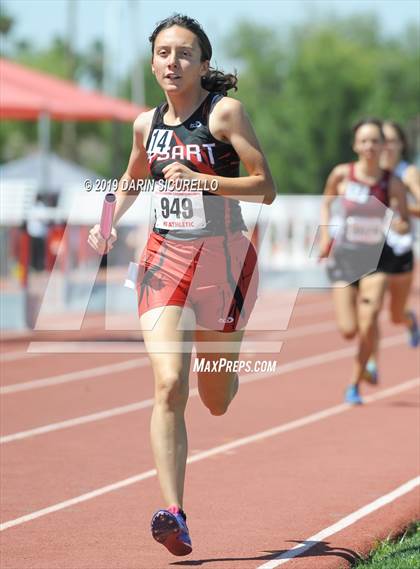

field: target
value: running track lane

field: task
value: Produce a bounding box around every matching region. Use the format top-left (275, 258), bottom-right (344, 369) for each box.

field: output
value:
top-left (0, 330), bottom-right (410, 442)
top-left (0, 377), bottom-right (418, 568)
top-left (1, 332), bottom-right (414, 520)
top-left (1, 290), bottom-right (419, 568)
top-left (0, 307), bottom-right (407, 434)
top-left (0, 362), bottom-right (420, 569)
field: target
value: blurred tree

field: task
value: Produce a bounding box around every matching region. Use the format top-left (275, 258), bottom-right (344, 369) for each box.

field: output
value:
top-left (0, 5), bottom-right (14, 55)
top-left (1, 13), bottom-right (418, 187)
top-left (0, 8), bottom-right (13, 36)
top-left (81, 39), bottom-right (105, 89)
top-left (117, 57), bottom-right (164, 170)
top-left (228, 15), bottom-right (420, 194)
top-left (120, 55), bottom-right (163, 108)
top-left (14, 36), bottom-right (79, 79)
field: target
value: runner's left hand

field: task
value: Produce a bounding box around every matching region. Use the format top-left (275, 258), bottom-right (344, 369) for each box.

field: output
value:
top-left (391, 217), bottom-right (409, 235)
top-left (162, 162), bottom-right (201, 182)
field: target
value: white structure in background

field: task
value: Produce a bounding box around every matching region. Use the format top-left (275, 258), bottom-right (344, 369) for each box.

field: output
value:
top-left (60, 191), bottom-right (326, 272)
top-left (0, 150), bottom-right (325, 272)
top-left (251, 196), bottom-right (323, 270)
top-left (0, 180), bottom-right (38, 226)
top-left (0, 151), bottom-right (101, 224)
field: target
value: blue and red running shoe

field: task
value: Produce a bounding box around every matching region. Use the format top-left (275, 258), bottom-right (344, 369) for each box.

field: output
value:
top-left (151, 508), bottom-right (192, 556)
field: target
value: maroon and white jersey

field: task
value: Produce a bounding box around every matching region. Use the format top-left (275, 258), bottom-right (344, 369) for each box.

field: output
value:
top-left (340, 162), bottom-right (391, 247)
top-left (146, 92), bottom-right (247, 240)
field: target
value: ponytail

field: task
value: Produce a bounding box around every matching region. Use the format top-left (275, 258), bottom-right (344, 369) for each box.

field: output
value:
top-left (202, 68), bottom-right (238, 94)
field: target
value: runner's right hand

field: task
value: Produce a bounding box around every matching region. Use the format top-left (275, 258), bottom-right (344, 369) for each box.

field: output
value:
top-left (87, 224), bottom-right (117, 255)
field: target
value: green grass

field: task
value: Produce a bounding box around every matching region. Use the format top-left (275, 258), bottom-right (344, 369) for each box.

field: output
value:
top-left (351, 521), bottom-right (420, 568)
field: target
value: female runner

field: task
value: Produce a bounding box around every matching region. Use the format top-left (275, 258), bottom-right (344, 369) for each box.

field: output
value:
top-left (319, 118), bottom-right (408, 404)
top-left (363, 120), bottom-right (420, 380)
top-left (381, 121), bottom-right (419, 346)
top-left (88, 14), bottom-right (276, 557)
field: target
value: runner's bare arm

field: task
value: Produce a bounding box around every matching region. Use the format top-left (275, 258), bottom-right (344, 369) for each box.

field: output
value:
top-left (163, 98), bottom-right (276, 205)
top-left (319, 164), bottom-right (347, 256)
top-left (403, 165), bottom-right (420, 218)
top-left (389, 176), bottom-right (410, 234)
top-left (88, 111), bottom-right (153, 254)
top-left (113, 110), bottom-right (154, 225)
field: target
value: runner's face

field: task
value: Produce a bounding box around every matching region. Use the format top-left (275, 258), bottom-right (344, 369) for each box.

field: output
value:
top-left (382, 124), bottom-right (403, 163)
top-left (353, 124), bottom-right (384, 162)
top-left (152, 26), bottom-right (209, 94)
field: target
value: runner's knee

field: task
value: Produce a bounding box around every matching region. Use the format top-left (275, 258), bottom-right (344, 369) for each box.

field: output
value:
top-left (359, 303), bottom-right (381, 325)
top-left (339, 326), bottom-right (357, 340)
top-left (358, 309), bottom-right (380, 336)
top-left (154, 372), bottom-right (188, 410)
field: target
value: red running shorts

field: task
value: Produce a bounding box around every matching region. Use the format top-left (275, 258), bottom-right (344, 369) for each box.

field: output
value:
top-left (137, 231), bottom-right (258, 332)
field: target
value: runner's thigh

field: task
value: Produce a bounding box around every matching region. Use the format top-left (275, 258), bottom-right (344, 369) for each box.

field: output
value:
top-left (141, 305), bottom-right (196, 382)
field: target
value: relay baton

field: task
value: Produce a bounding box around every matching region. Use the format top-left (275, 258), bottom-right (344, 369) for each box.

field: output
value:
top-left (100, 193), bottom-right (116, 240)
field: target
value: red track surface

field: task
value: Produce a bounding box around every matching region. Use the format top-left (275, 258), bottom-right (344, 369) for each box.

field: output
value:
top-left (1, 289), bottom-right (419, 569)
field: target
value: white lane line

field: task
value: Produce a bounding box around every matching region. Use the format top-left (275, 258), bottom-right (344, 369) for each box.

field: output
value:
top-left (241, 332), bottom-right (405, 379)
top-left (0, 313), bottom-right (399, 394)
top-left (251, 300), bottom-right (333, 327)
top-left (0, 351), bottom-right (41, 363)
top-left (256, 476), bottom-right (420, 568)
top-left (0, 399), bottom-right (153, 443)
top-left (0, 358), bottom-right (150, 395)
top-left (1, 318), bottom-right (336, 393)
top-left (276, 320), bottom-right (337, 338)
top-left (0, 321), bottom-right (335, 395)
top-left (26, 340), bottom-right (285, 354)
top-left (0, 333), bottom-right (408, 443)
top-left (0, 298), bottom-right (332, 364)
top-left (1, 376), bottom-right (418, 532)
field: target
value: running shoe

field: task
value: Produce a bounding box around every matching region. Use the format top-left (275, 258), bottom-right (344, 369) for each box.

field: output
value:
top-left (151, 508), bottom-right (192, 556)
top-left (407, 311), bottom-right (420, 348)
top-left (363, 360), bottom-right (378, 385)
top-left (345, 384), bottom-right (363, 405)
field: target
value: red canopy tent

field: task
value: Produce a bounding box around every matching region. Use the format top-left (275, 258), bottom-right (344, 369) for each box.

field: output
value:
top-left (0, 59), bottom-right (149, 298)
top-left (0, 58), bottom-right (148, 190)
top-left (0, 58), bottom-right (146, 121)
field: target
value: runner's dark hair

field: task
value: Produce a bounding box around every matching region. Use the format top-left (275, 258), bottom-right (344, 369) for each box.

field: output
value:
top-left (352, 117), bottom-right (385, 141)
top-left (383, 120), bottom-right (409, 159)
top-left (149, 14), bottom-right (237, 95)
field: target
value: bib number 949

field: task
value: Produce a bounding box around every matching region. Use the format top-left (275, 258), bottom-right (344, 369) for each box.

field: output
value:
top-left (161, 197), bottom-right (193, 219)
top-left (153, 190), bottom-right (206, 230)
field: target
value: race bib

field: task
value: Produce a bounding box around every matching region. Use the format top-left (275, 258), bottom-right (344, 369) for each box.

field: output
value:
top-left (153, 188), bottom-right (206, 230)
top-left (345, 182), bottom-right (370, 204)
top-left (345, 216), bottom-right (384, 244)
top-left (148, 129), bottom-right (173, 156)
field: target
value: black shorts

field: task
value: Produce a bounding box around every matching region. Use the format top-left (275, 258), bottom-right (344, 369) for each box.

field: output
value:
top-left (381, 248), bottom-right (414, 275)
top-left (327, 242), bottom-right (392, 287)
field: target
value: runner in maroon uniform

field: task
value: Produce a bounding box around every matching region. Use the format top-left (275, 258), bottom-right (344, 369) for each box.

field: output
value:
top-left (319, 118), bottom-right (408, 404)
top-left (88, 14), bottom-right (276, 556)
